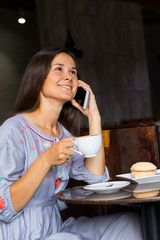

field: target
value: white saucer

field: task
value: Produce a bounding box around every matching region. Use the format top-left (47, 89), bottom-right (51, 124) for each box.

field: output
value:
top-left (83, 181), bottom-right (130, 194)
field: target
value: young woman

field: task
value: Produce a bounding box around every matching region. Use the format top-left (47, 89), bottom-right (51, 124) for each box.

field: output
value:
top-left (0, 48), bottom-right (143, 239)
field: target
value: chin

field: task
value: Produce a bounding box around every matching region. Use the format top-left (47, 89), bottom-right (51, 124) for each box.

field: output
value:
top-left (61, 97), bottom-right (72, 104)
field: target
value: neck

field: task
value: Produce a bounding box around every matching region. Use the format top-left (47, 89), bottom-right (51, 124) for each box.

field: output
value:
top-left (22, 99), bottom-right (64, 137)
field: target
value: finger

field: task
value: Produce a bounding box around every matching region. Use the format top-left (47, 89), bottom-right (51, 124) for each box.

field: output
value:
top-left (64, 148), bottom-right (74, 156)
top-left (58, 152), bottom-right (72, 162)
top-left (71, 99), bottom-right (87, 116)
top-left (60, 137), bottom-right (74, 142)
top-left (66, 154), bottom-right (71, 161)
top-left (78, 80), bottom-right (89, 86)
top-left (61, 140), bottom-right (75, 148)
top-left (78, 80), bottom-right (91, 91)
top-left (71, 99), bottom-right (85, 112)
top-left (56, 138), bottom-right (74, 149)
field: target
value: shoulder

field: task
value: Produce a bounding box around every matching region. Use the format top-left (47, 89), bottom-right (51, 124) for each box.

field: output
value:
top-left (1, 114), bottom-right (23, 129)
top-left (0, 115), bottom-right (24, 142)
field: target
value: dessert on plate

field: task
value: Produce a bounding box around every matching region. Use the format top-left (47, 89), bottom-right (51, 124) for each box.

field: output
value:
top-left (130, 162), bottom-right (157, 178)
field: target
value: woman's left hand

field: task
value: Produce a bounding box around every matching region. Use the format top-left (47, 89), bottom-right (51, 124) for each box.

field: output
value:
top-left (71, 80), bottom-right (100, 119)
top-left (71, 80), bottom-right (105, 176)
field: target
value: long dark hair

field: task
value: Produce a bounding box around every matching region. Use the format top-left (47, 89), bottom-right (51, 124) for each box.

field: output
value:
top-left (12, 47), bottom-right (82, 136)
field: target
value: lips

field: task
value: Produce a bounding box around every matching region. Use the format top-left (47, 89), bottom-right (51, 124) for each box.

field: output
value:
top-left (58, 84), bottom-right (72, 90)
top-left (63, 85), bottom-right (72, 90)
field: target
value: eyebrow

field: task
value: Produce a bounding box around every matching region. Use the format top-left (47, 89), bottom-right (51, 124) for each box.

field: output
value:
top-left (51, 63), bottom-right (77, 70)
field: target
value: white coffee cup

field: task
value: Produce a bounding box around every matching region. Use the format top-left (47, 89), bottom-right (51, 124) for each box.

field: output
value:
top-left (72, 134), bottom-right (102, 158)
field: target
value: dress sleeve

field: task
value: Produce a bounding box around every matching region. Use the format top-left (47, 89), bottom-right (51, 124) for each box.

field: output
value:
top-left (0, 129), bottom-right (25, 222)
top-left (69, 153), bottom-right (109, 184)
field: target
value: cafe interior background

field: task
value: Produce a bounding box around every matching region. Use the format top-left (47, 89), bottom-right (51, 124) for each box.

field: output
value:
top-left (1, 0), bottom-right (160, 225)
top-left (0, 0), bottom-right (160, 129)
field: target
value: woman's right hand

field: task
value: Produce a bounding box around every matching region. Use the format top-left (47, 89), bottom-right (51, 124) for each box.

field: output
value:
top-left (10, 136), bottom-right (75, 212)
top-left (45, 137), bottom-right (75, 167)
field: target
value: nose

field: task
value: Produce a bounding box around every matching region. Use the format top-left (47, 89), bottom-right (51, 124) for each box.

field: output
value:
top-left (64, 71), bottom-right (72, 80)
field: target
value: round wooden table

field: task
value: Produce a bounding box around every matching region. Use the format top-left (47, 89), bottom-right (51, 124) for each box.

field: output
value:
top-left (57, 182), bottom-right (160, 240)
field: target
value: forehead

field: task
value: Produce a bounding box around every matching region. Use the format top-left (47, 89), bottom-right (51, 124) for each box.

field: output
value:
top-left (52, 52), bottom-right (76, 66)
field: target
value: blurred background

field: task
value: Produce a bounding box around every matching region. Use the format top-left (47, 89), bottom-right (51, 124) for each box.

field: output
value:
top-left (0, 0), bottom-right (160, 128)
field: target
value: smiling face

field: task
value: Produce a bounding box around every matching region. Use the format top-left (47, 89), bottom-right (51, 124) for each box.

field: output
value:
top-left (41, 52), bottom-right (79, 104)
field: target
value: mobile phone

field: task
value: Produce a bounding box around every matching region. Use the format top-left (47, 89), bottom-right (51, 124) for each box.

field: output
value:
top-left (74, 87), bottom-right (90, 109)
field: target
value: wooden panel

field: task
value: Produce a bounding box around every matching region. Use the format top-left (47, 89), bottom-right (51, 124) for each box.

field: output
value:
top-left (107, 129), bottom-right (120, 180)
top-left (117, 128), bottom-right (142, 173)
top-left (138, 126), bottom-right (159, 167)
top-left (107, 125), bottom-right (160, 180)
top-left (108, 128), bottom-right (142, 179)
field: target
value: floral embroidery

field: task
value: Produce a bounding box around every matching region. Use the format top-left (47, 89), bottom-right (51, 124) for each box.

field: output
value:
top-left (0, 197), bottom-right (6, 210)
top-left (56, 191), bottom-right (62, 196)
top-left (68, 162), bottom-right (72, 166)
top-left (35, 139), bottom-right (38, 143)
top-left (54, 166), bottom-right (61, 189)
top-left (20, 129), bottom-right (24, 133)
top-left (22, 118), bottom-right (64, 142)
top-left (32, 146), bottom-right (36, 150)
top-left (47, 174), bottom-right (50, 178)
top-left (55, 178), bottom-right (61, 189)
top-left (24, 125), bottom-right (28, 129)
top-left (20, 139), bottom-right (24, 144)
top-left (40, 150), bottom-right (44, 154)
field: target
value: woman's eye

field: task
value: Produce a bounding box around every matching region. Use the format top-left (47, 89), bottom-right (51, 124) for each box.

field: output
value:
top-left (55, 67), bottom-right (62, 71)
top-left (70, 70), bottom-right (77, 75)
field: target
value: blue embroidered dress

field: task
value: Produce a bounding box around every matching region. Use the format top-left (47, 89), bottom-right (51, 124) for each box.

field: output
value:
top-left (0, 115), bottom-right (143, 240)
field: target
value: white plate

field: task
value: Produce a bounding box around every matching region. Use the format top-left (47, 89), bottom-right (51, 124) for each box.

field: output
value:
top-left (86, 191), bottom-right (132, 200)
top-left (83, 181), bottom-right (130, 193)
top-left (116, 169), bottom-right (160, 184)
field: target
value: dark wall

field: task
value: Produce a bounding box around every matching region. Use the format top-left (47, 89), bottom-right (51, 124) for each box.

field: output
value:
top-left (36, 0), bottom-right (152, 127)
top-left (0, 9), bottom-right (39, 123)
top-left (144, 23), bottom-right (160, 118)
top-left (0, 1), bottom-right (160, 127)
